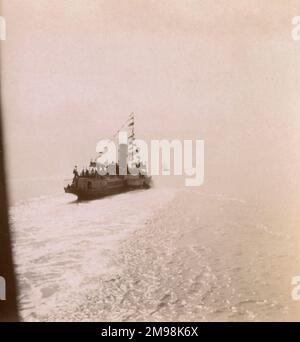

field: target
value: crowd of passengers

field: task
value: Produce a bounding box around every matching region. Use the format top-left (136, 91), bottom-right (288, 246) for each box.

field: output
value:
top-left (72, 162), bottom-right (146, 181)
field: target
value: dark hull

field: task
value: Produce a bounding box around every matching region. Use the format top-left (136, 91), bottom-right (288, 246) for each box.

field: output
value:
top-left (64, 176), bottom-right (151, 201)
top-left (65, 185), bottom-right (135, 200)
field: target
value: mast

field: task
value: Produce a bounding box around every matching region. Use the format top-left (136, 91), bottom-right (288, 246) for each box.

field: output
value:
top-left (127, 112), bottom-right (135, 163)
top-left (96, 112), bottom-right (137, 172)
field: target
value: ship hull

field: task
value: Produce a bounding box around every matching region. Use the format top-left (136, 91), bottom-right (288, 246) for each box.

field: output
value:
top-left (65, 186), bottom-right (137, 200)
top-left (64, 175), bottom-right (151, 201)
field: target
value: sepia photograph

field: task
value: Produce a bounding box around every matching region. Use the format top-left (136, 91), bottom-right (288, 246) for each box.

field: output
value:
top-left (1, 0), bottom-right (300, 329)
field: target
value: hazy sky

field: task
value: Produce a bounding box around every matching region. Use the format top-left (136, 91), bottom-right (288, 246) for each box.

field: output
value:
top-left (1, 0), bottom-right (300, 205)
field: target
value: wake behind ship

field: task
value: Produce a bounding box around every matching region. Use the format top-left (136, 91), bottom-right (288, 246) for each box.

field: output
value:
top-left (64, 113), bottom-right (151, 200)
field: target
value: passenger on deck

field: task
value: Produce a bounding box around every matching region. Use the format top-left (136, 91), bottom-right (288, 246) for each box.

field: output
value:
top-left (73, 166), bottom-right (78, 178)
top-left (72, 166), bottom-right (79, 185)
